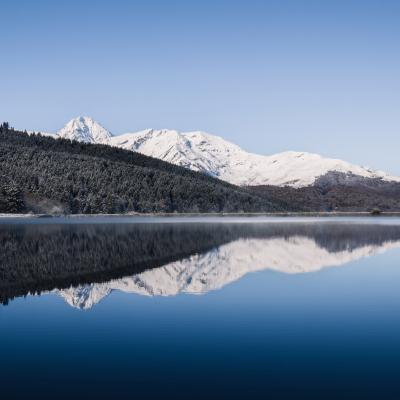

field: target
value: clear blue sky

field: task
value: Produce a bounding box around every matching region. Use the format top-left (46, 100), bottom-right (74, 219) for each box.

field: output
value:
top-left (1, 0), bottom-right (399, 173)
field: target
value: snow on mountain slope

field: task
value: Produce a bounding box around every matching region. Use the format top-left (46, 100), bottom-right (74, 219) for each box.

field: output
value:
top-left (43, 117), bottom-right (400, 188)
top-left (58, 116), bottom-right (112, 144)
top-left (57, 236), bottom-right (400, 309)
top-left (110, 129), bottom-right (228, 175)
top-left (111, 129), bottom-right (400, 187)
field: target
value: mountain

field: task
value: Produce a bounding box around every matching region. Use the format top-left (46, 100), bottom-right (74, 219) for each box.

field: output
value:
top-left (57, 235), bottom-right (400, 309)
top-left (58, 116), bottom-right (112, 144)
top-left (11, 116), bottom-right (400, 212)
top-left (0, 123), bottom-right (276, 214)
top-left (50, 117), bottom-right (400, 188)
top-left (111, 129), bottom-right (400, 188)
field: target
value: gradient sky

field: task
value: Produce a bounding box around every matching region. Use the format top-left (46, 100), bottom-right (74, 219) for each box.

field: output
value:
top-left (1, 0), bottom-right (399, 173)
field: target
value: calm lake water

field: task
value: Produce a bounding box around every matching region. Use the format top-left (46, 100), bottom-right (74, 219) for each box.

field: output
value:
top-left (1, 216), bottom-right (400, 399)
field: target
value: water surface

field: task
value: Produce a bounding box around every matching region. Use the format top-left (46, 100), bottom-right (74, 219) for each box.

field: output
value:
top-left (1, 217), bottom-right (400, 399)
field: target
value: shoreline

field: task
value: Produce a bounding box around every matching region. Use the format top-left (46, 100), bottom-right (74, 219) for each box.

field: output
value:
top-left (2, 211), bottom-right (400, 218)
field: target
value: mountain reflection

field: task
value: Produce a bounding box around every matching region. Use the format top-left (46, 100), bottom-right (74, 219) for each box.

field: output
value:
top-left (1, 221), bottom-right (400, 308)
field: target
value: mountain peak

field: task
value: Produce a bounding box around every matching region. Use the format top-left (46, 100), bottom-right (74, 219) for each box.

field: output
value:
top-left (58, 116), bottom-right (113, 144)
top-left (39, 117), bottom-right (400, 188)
top-left (73, 115), bottom-right (98, 126)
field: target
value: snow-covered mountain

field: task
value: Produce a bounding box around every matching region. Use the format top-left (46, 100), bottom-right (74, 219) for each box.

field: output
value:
top-left (57, 236), bottom-right (400, 309)
top-left (110, 129), bottom-right (400, 187)
top-left (41, 116), bottom-right (400, 188)
top-left (58, 116), bottom-right (112, 144)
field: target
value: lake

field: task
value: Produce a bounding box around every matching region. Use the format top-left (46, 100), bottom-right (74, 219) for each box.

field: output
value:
top-left (1, 216), bottom-right (400, 399)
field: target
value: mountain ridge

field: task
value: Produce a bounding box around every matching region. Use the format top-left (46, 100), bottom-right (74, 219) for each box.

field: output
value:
top-left (33, 116), bottom-right (400, 188)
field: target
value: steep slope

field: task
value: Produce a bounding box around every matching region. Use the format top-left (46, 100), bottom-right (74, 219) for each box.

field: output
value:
top-left (58, 116), bottom-right (112, 144)
top-left (0, 123), bottom-right (276, 214)
top-left (111, 129), bottom-right (235, 178)
top-left (53, 118), bottom-right (400, 188)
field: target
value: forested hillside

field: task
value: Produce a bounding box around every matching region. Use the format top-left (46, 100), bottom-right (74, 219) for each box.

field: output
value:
top-left (249, 180), bottom-right (400, 212)
top-left (0, 123), bottom-right (279, 214)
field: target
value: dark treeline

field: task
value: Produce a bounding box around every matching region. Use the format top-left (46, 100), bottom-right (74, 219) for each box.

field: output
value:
top-left (250, 185), bottom-right (400, 212)
top-left (0, 123), bottom-right (281, 214)
top-left (2, 220), bottom-right (400, 304)
top-left (249, 171), bottom-right (400, 212)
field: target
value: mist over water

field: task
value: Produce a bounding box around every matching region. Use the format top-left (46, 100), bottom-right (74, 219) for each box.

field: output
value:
top-left (1, 217), bottom-right (400, 398)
